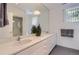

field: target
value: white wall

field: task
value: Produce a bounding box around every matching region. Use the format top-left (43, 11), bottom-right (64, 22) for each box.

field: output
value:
top-left (39, 11), bottom-right (49, 33)
top-left (47, 3), bottom-right (79, 50)
top-left (0, 6), bottom-right (14, 44)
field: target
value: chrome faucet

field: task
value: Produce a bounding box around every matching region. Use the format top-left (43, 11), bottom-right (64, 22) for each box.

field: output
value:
top-left (17, 36), bottom-right (20, 41)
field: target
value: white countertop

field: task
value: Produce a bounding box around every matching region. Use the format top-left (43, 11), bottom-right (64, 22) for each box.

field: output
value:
top-left (0, 33), bottom-right (53, 55)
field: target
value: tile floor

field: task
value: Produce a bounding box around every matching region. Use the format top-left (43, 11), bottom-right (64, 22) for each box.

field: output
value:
top-left (49, 45), bottom-right (79, 55)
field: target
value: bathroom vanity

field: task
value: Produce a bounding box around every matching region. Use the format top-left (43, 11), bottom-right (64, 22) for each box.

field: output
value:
top-left (0, 3), bottom-right (54, 55)
top-left (0, 33), bottom-right (57, 55)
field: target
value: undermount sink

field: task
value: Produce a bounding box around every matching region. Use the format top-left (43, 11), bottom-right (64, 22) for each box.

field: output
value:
top-left (14, 39), bottom-right (32, 46)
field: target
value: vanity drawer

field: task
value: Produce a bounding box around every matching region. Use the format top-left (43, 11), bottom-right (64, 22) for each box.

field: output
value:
top-left (17, 40), bottom-right (49, 55)
top-left (16, 35), bottom-right (56, 55)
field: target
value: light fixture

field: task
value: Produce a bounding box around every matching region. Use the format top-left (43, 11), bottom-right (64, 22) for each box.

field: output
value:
top-left (33, 10), bottom-right (40, 15)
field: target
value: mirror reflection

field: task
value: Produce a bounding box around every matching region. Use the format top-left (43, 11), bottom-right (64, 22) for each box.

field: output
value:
top-left (0, 3), bottom-right (49, 43)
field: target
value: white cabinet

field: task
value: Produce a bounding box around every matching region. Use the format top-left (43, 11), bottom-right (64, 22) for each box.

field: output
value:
top-left (16, 34), bottom-right (57, 55)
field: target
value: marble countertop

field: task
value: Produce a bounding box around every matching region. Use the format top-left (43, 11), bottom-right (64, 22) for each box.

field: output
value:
top-left (0, 33), bottom-right (53, 55)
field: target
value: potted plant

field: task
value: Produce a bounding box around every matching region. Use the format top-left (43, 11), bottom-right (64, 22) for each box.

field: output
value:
top-left (31, 25), bottom-right (37, 35)
top-left (36, 24), bottom-right (41, 36)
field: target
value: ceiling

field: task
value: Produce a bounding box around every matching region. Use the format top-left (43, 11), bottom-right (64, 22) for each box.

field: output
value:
top-left (8, 3), bottom-right (69, 12)
top-left (8, 3), bottom-right (49, 13)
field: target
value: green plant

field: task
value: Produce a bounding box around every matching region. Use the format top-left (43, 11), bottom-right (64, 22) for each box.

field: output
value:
top-left (31, 25), bottom-right (37, 34)
top-left (36, 24), bottom-right (41, 36)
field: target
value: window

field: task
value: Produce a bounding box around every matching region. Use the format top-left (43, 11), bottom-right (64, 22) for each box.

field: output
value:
top-left (64, 4), bottom-right (79, 22)
top-left (32, 16), bottom-right (39, 26)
